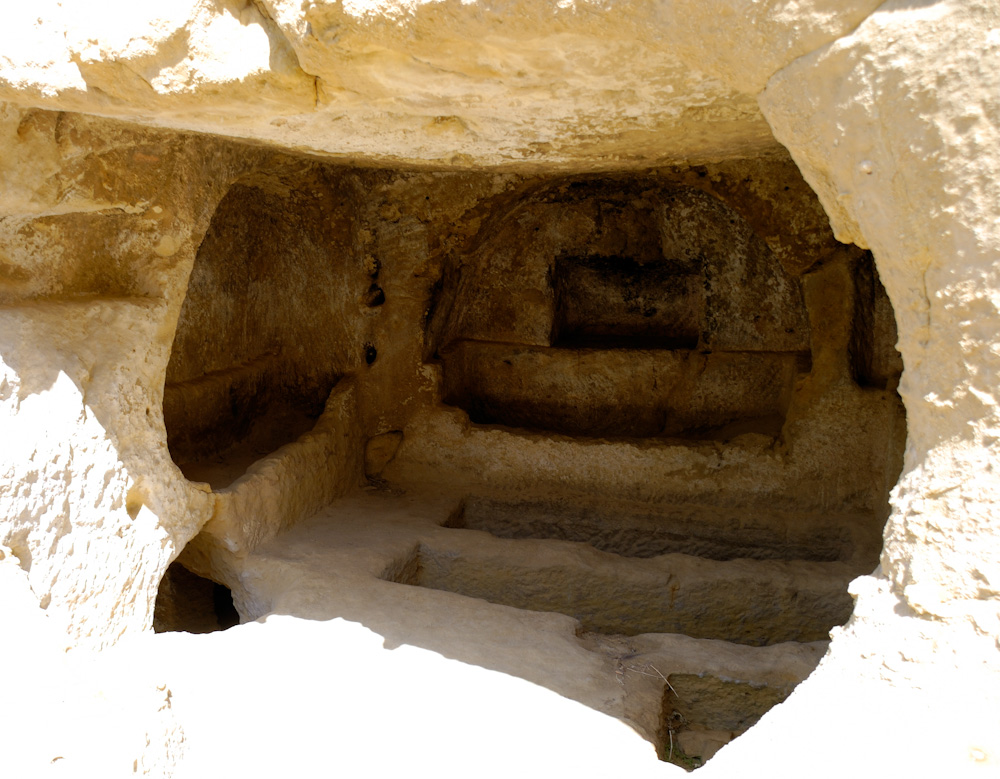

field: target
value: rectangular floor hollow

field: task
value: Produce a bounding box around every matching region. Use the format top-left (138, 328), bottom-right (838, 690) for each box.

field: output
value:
top-left (382, 541), bottom-right (855, 646)
top-left (446, 495), bottom-right (883, 565)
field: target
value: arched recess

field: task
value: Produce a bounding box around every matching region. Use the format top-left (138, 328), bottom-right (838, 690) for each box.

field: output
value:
top-left (410, 169), bottom-right (908, 765)
top-left (432, 178), bottom-right (823, 440)
top-left (422, 169), bottom-right (907, 568)
top-left (162, 164), bottom-right (366, 489)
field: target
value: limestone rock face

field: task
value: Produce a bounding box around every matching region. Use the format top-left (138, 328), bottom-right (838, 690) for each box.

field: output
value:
top-left (656, 0), bottom-right (884, 95)
top-left (760, 0), bottom-right (1000, 620)
top-left (0, 546), bottom-right (184, 776)
top-left (0, 0), bottom-right (777, 168)
top-left (0, 111), bottom-right (216, 646)
top-left (0, 111), bottom-right (379, 644)
top-left (1, 0), bottom-right (1000, 777)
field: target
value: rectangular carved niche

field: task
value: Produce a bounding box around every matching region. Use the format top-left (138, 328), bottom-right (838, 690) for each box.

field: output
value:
top-left (552, 255), bottom-right (703, 349)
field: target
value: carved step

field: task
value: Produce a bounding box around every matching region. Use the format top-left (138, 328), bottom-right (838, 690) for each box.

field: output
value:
top-left (441, 340), bottom-right (808, 438)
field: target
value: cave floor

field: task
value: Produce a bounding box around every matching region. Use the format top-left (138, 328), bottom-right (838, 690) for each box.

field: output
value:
top-left (203, 491), bottom-right (836, 767)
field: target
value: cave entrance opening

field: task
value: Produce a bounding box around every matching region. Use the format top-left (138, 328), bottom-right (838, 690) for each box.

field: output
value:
top-left (156, 159), bottom-right (906, 768)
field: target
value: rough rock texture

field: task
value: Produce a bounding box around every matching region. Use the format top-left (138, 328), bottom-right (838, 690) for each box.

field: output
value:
top-left (0, 112), bottom-right (373, 645)
top-left (227, 493), bottom-right (832, 763)
top-left (760, 0), bottom-right (1000, 623)
top-left (0, 546), bottom-right (184, 776)
top-left (1, 1), bottom-right (999, 776)
top-left (656, 0), bottom-right (883, 95)
top-left (0, 0), bottom-right (777, 168)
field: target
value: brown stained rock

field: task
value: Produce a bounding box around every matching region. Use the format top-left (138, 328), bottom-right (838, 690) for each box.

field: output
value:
top-left (364, 431), bottom-right (405, 478)
top-left (413, 541), bottom-right (855, 644)
top-left (441, 342), bottom-right (800, 439)
top-left (450, 495), bottom-right (882, 566)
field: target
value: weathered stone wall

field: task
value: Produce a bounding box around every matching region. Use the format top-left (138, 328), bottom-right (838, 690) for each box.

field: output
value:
top-left (0, 0), bottom-right (777, 168)
top-left (1, 1), bottom-right (998, 775)
top-left (0, 111), bottom-right (372, 645)
top-left (0, 112), bottom-right (905, 650)
top-left (761, 1), bottom-right (1000, 625)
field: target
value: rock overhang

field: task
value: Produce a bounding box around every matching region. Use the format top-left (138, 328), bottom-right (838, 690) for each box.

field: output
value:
top-left (0, 0), bottom-right (792, 169)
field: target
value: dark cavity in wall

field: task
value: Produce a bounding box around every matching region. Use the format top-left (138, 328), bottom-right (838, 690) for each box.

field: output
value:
top-left (150, 153), bottom-right (905, 767)
top-left (552, 254), bottom-right (702, 350)
top-left (162, 165), bottom-right (367, 489)
top-left (409, 164), bottom-right (907, 765)
top-left (850, 250), bottom-right (904, 391)
top-left (153, 562), bottom-right (239, 634)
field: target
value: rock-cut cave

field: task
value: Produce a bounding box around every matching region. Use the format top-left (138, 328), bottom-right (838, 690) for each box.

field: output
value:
top-left (154, 154), bottom-right (906, 766)
top-left (2, 5), bottom-right (997, 776)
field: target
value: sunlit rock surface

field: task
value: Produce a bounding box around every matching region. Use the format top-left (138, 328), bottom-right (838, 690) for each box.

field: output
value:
top-left (1, 1), bottom-right (999, 776)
